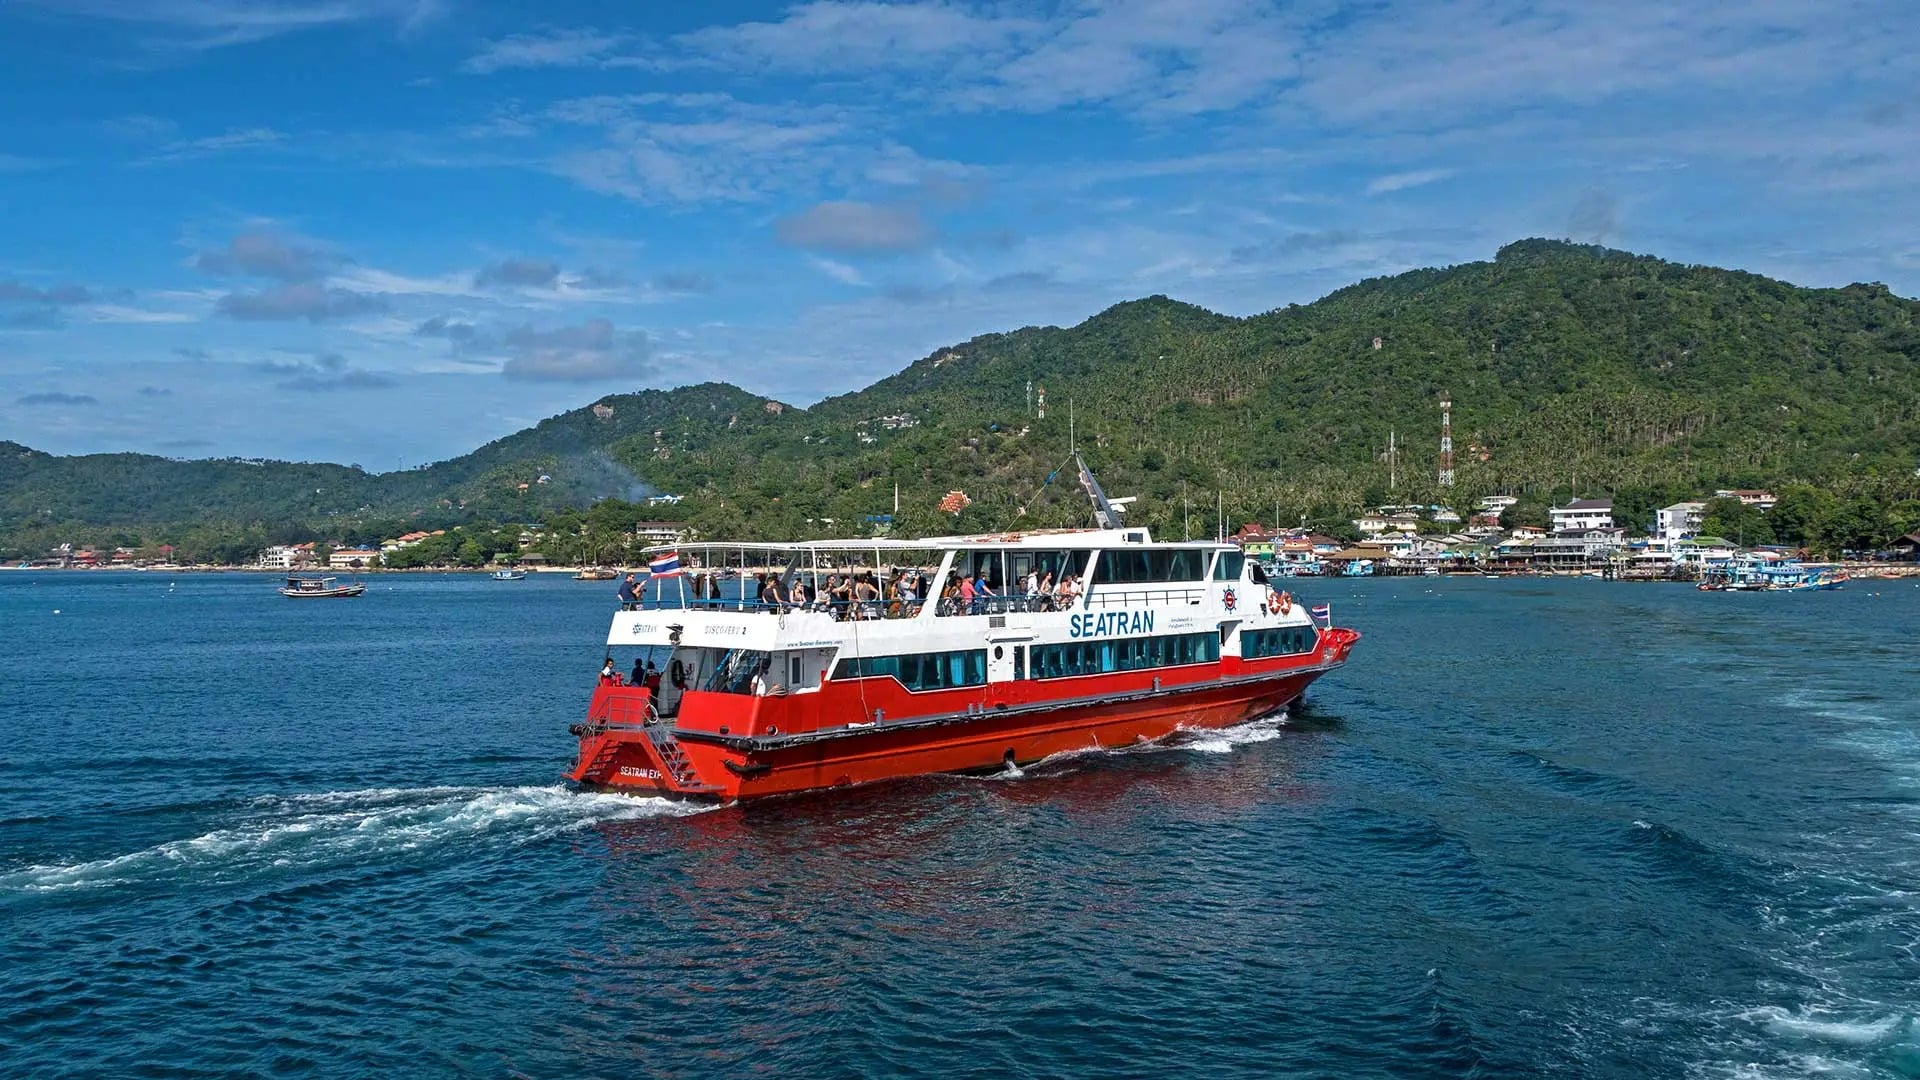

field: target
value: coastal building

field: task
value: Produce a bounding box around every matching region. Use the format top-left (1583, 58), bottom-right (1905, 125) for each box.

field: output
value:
top-left (261, 543), bottom-right (316, 570)
top-left (1355, 512), bottom-right (1420, 536)
top-left (1550, 498), bottom-right (1614, 531)
top-left (1231, 524), bottom-right (1275, 558)
top-left (328, 547), bottom-right (380, 569)
top-left (1714, 489), bottom-right (1778, 511)
top-left (1675, 536), bottom-right (1739, 566)
top-left (631, 521), bottom-right (687, 546)
top-left (1656, 501), bottom-right (1706, 541)
top-left (1477, 495), bottom-right (1519, 513)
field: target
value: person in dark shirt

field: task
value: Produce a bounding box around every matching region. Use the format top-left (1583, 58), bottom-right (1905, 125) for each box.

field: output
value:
top-left (616, 575), bottom-right (639, 609)
top-left (629, 657), bottom-right (645, 686)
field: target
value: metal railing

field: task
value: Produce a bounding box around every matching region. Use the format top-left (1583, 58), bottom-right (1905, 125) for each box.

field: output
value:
top-left (1082, 586), bottom-right (1206, 609)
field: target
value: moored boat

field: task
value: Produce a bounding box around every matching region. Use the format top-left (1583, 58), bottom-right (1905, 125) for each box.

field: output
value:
top-left (278, 575), bottom-right (365, 598)
top-left (574, 567), bottom-right (618, 581)
top-left (565, 458), bottom-right (1360, 801)
top-left (490, 568), bottom-right (527, 581)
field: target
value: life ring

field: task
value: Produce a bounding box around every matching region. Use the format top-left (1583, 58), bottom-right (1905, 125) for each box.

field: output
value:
top-left (1266, 590), bottom-right (1283, 615)
top-left (1278, 591), bottom-right (1292, 616)
top-left (668, 658), bottom-right (688, 690)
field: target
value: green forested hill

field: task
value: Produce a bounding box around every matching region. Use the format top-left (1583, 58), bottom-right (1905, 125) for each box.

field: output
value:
top-left (6, 239), bottom-right (1918, 554)
top-left (624, 240), bottom-right (1920, 539)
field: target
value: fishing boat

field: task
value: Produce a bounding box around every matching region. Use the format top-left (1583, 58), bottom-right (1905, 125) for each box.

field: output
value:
top-left (490, 568), bottom-right (527, 581)
top-left (1698, 556), bottom-right (1846, 592)
top-left (565, 456), bottom-right (1360, 801)
top-left (574, 567), bottom-right (618, 581)
top-left (278, 575), bottom-right (365, 598)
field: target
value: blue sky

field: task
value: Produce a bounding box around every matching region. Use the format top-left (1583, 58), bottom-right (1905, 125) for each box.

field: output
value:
top-left (2, 0), bottom-right (1915, 467)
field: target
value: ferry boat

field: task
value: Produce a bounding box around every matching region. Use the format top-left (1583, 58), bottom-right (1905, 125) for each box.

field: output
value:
top-left (278, 575), bottom-right (365, 598)
top-left (565, 459), bottom-right (1360, 801)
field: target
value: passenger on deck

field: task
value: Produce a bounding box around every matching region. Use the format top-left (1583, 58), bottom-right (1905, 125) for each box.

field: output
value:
top-left (830, 575), bottom-right (853, 618)
top-left (959, 571), bottom-right (977, 614)
top-left (600, 656), bottom-right (617, 683)
top-left (941, 571), bottom-right (962, 615)
top-left (644, 661), bottom-right (661, 692)
top-left (616, 575), bottom-right (639, 610)
top-left (789, 578), bottom-right (810, 609)
top-left (705, 573), bottom-right (724, 608)
top-left (973, 573), bottom-right (996, 614)
top-left (629, 657), bottom-right (646, 686)
top-left (854, 573), bottom-right (880, 617)
top-left (1036, 571), bottom-right (1055, 612)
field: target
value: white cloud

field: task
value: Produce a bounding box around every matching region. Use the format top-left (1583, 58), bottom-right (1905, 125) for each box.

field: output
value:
top-left (81, 304), bottom-right (198, 324)
top-left (808, 257), bottom-right (868, 287)
top-left (776, 201), bottom-right (932, 254)
top-left (26, 0), bottom-right (434, 52)
top-left (461, 28), bottom-right (630, 73)
top-left (1365, 168), bottom-right (1455, 195)
top-left (545, 93), bottom-right (860, 203)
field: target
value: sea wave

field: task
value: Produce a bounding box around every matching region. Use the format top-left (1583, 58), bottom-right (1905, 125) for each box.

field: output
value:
top-left (0, 784), bottom-right (696, 895)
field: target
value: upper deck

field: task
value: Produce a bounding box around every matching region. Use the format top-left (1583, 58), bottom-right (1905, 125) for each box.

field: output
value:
top-left (606, 527), bottom-right (1289, 652)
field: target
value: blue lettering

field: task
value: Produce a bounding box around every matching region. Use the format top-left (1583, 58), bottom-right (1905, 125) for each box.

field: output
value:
top-left (1068, 610), bottom-right (1156, 637)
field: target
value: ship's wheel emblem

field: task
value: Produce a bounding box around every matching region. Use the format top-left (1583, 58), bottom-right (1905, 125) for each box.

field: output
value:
top-left (1222, 587), bottom-right (1237, 611)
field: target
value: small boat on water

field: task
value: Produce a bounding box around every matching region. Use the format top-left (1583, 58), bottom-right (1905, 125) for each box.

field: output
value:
top-left (279, 575), bottom-right (365, 598)
top-left (1698, 556), bottom-right (1846, 592)
top-left (490, 569), bottom-right (528, 581)
top-left (574, 567), bottom-right (618, 581)
top-left (566, 455), bottom-right (1360, 801)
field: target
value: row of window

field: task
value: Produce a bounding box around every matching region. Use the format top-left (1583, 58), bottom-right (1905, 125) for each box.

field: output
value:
top-left (833, 649), bottom-right (988, 692)
top-left (1241, 626), bottom-right (1318, 659)
top-left (1031, 632), bottom-right (1220, 680)
top-left (1092, 548), bottom-right (1211, 584)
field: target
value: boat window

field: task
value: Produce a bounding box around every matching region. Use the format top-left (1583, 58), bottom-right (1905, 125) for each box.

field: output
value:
top-left (1212, 551), bottom-right (1246, 580)
top-left (1248, 562), bottom-right (1269, 585)
top-left (1029, 632), bottom-right (1218, 678)
top-left (1092, 548), bottom-right (1209, 584)
top-left (832, 649), bottom-right (988, 692)
top-left (1241, 627), bottom-right (1316, 659)
top-left (701, 649), bottom-right (774, 695)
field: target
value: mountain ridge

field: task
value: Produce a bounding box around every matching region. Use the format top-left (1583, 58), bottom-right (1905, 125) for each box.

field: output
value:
top-left (6, 239), bottom-right (1917, 552)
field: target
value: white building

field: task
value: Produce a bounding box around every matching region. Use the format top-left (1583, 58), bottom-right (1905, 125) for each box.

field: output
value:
top-left (329, 547), bottom-right (380, 569)
top-left (1713, 489), bottom-right (1778, 511)
top-left (1656, 501), bottom-right (1706, 541)
top-left (631, 521), bottom-right (687, 546)
top-left (1477, 495), bottom-right (1519, 513)
top-left (1355, 512), bottom-right (1420, 536)
top-left (1550, 498), bottom-right (1614, 531)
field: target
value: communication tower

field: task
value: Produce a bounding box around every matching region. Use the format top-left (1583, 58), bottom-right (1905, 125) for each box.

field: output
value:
top-left (1438, 392), bottom-right (1455, 487)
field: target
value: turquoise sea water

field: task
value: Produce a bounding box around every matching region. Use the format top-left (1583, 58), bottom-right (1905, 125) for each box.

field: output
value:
top-left (3, 571), bottom-right (1918, 1077)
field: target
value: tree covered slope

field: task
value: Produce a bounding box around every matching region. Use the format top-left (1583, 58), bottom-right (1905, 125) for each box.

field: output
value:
top-left (5, 239), bottom-right (1916, 548)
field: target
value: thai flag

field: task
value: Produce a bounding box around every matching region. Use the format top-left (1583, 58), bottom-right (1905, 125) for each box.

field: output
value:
top-left (648, 551), bottom-right (682, 577)
top-left (1310, 603), bottom-right (1331, 625)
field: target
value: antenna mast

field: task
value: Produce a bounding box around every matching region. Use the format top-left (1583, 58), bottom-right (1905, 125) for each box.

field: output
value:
top-left (1073, 452), bottom-right (1121, 530)
top-left (1438, 392), bottom-right (1455, 487)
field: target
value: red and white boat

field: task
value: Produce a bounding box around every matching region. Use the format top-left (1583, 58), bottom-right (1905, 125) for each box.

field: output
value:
top-left (566, 462), bottom-right (1359, 800)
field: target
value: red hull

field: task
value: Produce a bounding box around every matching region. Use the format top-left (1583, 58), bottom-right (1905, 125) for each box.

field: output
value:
top-left (568, 628), bottom-right (1358, 801)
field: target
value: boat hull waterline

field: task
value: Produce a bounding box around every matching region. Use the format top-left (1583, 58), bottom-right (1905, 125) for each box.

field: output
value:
top-left (568, 630), bottom-right (1357, 801)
